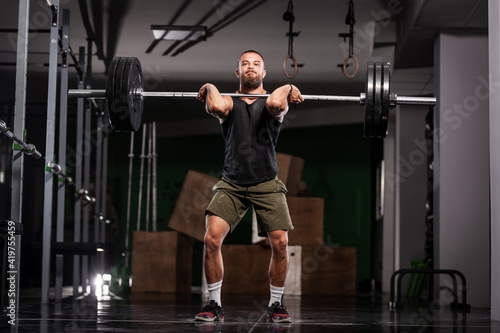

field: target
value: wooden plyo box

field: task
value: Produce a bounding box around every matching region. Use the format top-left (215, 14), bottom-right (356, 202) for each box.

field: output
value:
top-left (131, 231), bottom-right (192, 293)
top-left (301, 246), bottom-right (356, 296)
top-left (202, 244), bottom-right (355, 296)
top-left (252, 197), bottom-right (324, 246)
top-left (219, 244), bottom-right (270, 295)
top-left (168, 170), bottom-right (219, 242)
top-left (276, 153), bottom-right (304, 197)
top-left (201, 244), bottom-right (302, 296)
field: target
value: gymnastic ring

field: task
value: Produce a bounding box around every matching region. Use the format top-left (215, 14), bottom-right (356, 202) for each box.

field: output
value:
top-left (343, 54), bottom-right (359, 79)
top-left (283, 54), bottom-right (298, 79)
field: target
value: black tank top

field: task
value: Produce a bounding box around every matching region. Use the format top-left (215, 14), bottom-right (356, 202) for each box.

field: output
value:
top-left (220, 97), bottom-right (282, 186)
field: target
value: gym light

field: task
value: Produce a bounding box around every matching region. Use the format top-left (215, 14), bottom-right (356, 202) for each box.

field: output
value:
top-left (151, 25), bottom-right (207, 41)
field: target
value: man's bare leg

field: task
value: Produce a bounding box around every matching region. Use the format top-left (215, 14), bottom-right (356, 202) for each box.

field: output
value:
top-left (266, 229), bottom-right (292, 322)
top-left (195, 214), bottom-right (230, 322)
top-left (267, 229), bottom-right (289, 287)
top-left (204, 214), bottom-right (230, 305)
top-left (204, 214), bottom-right (230, 283)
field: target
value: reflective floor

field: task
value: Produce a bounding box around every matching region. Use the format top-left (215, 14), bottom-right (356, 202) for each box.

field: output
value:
top-left (1, 289), bottom-right (499, 332)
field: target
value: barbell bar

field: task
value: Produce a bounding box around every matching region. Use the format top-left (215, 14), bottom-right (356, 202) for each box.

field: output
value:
top-left (67, 57), bottom-right (437, 138)
top-left (67, 89), bottom-right (436, 105)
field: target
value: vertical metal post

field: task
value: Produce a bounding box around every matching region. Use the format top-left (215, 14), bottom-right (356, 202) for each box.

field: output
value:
top-left (145, 124), bottom-right (152, 231)
top-left (11, 0), bottom-right (29, 223)
top-left (125, 132), bottom-right (134, 267)
top-left (11, 0), bottom-right (30, 322)
top-left (81, 39), bottom-right (93, 293)
top-left (136, 125), bottom-right (147, 231)
top-left (41, 0), bottom-right (60, 304)
top-left (94, 109), bottom-right (103, 282)
top-left (100, 123), bottom-right (109, 273)
top-left (152, 122), bottom-right (157, 232)
top-left (73, 46), bottom-right (85, 297)
top-left (55, 8), bottom-right (70, 303)
top-left (489, 0), bottom-right (500, 319)
top-left (81, 104), bottom-right (90, 292)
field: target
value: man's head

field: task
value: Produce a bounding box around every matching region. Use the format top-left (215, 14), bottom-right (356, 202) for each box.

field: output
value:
top-left (236, 50), bottom-right (266, 90)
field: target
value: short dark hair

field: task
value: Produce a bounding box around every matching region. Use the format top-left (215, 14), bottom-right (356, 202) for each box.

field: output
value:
top-left (237, 50), bottom-right (265, 68)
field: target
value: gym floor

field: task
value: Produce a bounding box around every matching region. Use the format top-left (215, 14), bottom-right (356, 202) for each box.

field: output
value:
top-left (3, 289), bottom-right (499, 332)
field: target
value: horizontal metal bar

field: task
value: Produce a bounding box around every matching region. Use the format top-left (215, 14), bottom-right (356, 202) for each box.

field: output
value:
top-left (0, 29), bottom-right (51, 33)
top-left (142, 91), bottom-right (198, 98)
top-left (141, 91), bottom-right (364, 102)
top-left (68, 89), bottom-right (436, 106)
top-left (395, 95), bottom-right (436, 106)
top-left (68, 89), bottom-right (106, 98)
top-left (69, 89), bottom-right (364, 102)
top-left (301, 94), bottom-right (361, 102)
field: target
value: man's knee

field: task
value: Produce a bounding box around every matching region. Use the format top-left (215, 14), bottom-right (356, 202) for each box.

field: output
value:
top-left (269, 232), bottom-right (288, 254)
top-left (204, 214), bottom-right (230, 251)
top-left (204, 231), bottom-right (223, 253)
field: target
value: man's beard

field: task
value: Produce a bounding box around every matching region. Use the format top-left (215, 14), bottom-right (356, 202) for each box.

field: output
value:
top-left (241, 72), bottom-right (262, 89)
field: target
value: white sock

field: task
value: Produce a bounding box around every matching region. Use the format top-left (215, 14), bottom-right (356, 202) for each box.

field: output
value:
top-left (207, 280), bottom-right (223, 306)
top-left (269, 285), bottom-right (285, 306)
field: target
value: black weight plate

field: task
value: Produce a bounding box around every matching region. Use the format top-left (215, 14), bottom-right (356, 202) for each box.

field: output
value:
top-left (108, 57), bottom-right (128, 131)
top-left (107, 57), bottom-right (144, 132)
top-left (116, 57), bottom-right (132, 131)
top-left (372, 62), bottom-right (383, 139)
top-left (379, 62), bottom-right (390, 138)
top-left (114, 57), bottom-right (127, 130)
top-left (125, 57), bottom-right (144, 132)
top-left (106, 57), bottom-right (120, 130)
top-left (363, 62), bottom-right (375, 138)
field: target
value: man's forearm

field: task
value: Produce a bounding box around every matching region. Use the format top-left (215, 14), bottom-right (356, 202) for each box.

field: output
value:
top-left (200, 84), bottom-right (231, 119)
top-left (266, 85), bottom-right (292, 118)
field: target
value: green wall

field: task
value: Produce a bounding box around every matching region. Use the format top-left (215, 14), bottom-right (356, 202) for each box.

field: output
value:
top-left (108, 123), bottom-right (373, 286)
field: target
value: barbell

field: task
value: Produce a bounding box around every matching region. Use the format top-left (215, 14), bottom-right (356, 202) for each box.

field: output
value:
top-left (67, 57), bottom-right (437, 138)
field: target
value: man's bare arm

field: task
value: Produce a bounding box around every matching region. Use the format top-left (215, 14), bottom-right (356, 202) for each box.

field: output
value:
top-left (266, 84), bottom-right (303, 122)
top-left (198, 83), bottom-right (233, 122)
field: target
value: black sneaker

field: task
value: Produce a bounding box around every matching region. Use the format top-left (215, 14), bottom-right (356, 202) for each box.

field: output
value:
top-left (267, 301), bottom-right (292, 323)
top-left (195, 300), bottom-right (224, 322)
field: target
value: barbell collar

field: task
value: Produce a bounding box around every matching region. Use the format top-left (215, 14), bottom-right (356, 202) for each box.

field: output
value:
top-left (360, 93), bottom-right (366, 105)
top-left (0, 119), bottom-right (7, 132)
top-left (49, 162), bottom-right (63, 175)
top-left (25, 144), bottom-right (43, 159)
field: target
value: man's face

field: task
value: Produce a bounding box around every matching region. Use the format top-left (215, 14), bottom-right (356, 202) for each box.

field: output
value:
top-left (236, 52), bottom-right (266, 89)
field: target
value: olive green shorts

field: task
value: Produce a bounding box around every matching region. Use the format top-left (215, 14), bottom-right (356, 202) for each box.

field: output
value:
top-left (206, 177), bottom-right (294, 236)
